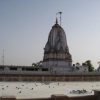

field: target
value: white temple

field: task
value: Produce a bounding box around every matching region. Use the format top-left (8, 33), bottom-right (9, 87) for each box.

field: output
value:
top-left (42, 19), bottom-right (73, 73)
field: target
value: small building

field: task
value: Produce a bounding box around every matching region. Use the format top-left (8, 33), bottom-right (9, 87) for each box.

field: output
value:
top-left (97, 66), bottom-right (100, 72)
top-left (73, 63), bottom-right (88, 72)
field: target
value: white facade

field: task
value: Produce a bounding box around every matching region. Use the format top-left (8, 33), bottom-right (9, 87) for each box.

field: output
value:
top-left (42, 60), bottom-right (72, 74)
top-left (43, 60), bottom-right (72, 68)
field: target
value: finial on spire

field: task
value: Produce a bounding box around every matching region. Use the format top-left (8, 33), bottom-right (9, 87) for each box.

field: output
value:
top-left (56, 12), bottom-right (62, 26)
top-left (56, 17), bottom-right (58, 24)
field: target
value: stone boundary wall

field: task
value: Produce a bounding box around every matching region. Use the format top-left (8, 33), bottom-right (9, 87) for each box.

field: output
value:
top-left (0, 74), bottom-right (100, 81)
top-left (0, 95), bottom-right (98, 100)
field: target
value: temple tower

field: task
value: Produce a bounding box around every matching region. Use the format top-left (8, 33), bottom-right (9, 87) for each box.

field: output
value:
top-left (42, 18), bottom-right (72, 73)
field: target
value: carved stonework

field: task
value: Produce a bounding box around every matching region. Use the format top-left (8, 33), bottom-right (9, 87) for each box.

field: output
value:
top-left (43, 20), bottom-right (72, 68)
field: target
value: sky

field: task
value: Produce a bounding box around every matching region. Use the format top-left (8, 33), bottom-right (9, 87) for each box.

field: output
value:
top-left (0, 0), bottom-right (100, 68)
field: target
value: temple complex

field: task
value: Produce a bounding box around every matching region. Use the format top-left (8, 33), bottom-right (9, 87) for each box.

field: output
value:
top-left (0, 16), bottom-right (100, 81)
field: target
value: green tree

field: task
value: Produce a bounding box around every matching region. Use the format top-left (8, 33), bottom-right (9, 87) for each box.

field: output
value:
top-left (85, 60), bottom-right (94, 72)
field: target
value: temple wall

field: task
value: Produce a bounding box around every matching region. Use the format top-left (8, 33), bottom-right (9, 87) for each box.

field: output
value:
top-left (42, 60), bottom-right (72, 68)
top-left (0, 95), bottom-right (98, 100)
top-left (0, 74), bottom-right (100, 81)
top-left (44, 53), bottom-right (68, 59)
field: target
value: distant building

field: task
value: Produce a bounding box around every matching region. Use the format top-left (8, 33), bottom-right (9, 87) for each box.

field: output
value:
top-left (97, 66), bottom-right (100, 72)
top-left (74, 63), bottom-right (88, 72)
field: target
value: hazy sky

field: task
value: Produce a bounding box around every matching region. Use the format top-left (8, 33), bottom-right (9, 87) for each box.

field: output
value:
top-left (0, 0), bottom-right (100, 68)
